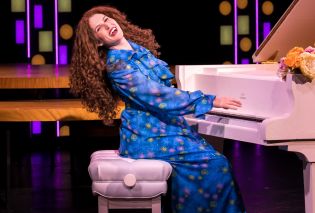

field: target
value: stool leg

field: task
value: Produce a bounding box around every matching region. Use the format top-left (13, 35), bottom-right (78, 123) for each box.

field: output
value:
top-left (98, 196), bottom-right (109, 213)
top-left (151, 197), bottom-right (161, 213)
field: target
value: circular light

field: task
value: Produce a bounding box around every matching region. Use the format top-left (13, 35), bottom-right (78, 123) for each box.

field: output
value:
top-left (238, 0), bottom-right (248, 9)
top-left (31, 54), bottom-right (45, 65)
top-left (240, 37), bottom-right (252, 52)
top-left (60, 24), bottom-right (73, 40)
top-left (60, 125), bottom-right (70, 136)
top-left (262, 1), bottom-right (274, 15)
top-left (219, 1), bottom-right (232, 16)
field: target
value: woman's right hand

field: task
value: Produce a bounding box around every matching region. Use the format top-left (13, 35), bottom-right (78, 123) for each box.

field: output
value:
top-left (213, 97), bottom-right (242, 110)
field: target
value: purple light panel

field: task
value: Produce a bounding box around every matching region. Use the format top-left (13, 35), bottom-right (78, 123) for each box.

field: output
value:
top-left (56, 121), bottom-right (60, 137)
top-left (27, 64), bottom-right (31, 78)
top-left (234, 0), bottom-right (238, 64)
top-left (59, 45), bottom-right (68, 64)
top-left (255, 0), bottom-right (259, 50)
top-left (241, 58), bottom-right (250, 64)
top-left (15, 20), bottom-right (25, 44)
top-left (26, 0), bottom-right (30, 58)
top-left (263, 22), bottom-right (271, 39)
top-left (31, 153), bottom-right (43, 188)
top-left (32, 121), bottom-right (42, 134)
top-left (54, 0), bottom-right (59, 64)
top-left (34, 5), bottom-right (43, 29)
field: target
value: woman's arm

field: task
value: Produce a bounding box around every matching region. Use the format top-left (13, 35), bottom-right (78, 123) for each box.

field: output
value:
top-left (108, 66), bottom-right (215, 117)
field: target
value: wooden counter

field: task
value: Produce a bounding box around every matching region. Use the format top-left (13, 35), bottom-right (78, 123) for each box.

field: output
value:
top-left (0, 64), bottom-right (69, 89)
top-left (0, 64), bottom-right (124, 121)
top-left (0, 99), bottom-right (124, 121)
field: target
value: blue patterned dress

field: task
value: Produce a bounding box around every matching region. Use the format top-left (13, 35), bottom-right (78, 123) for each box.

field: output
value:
top-left (106, 41), bottom-right (245, 213)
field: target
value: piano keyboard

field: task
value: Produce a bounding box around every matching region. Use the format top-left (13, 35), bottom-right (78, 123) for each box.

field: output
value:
top-left (209, 108), bottom-right (267, 121)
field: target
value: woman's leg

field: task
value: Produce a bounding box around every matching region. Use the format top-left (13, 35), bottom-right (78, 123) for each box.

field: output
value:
top-left (168, 152), bottom-right (245, 213)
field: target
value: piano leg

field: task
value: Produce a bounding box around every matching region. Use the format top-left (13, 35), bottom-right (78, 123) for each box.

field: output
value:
top-left (303, 161), bottom-right (315, 213)
top-left (201, 134), bottom-right (224, 154)
top-left (285, 142), bottom-right (315, 213)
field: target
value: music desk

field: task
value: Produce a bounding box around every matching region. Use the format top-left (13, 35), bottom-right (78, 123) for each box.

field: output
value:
top-left (0, 64), bottom-right (123, 211)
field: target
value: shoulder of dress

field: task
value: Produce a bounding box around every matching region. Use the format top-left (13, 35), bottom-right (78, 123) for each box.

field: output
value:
top-left (106, 59), bottom-right (135, 74)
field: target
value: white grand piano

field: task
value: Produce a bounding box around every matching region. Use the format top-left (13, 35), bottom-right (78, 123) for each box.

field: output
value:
top-left (176, 0), bottom-right (315, 212)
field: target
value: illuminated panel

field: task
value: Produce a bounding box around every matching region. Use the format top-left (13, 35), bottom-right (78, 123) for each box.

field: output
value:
top-left (233, 0), bottom-right (238, 64)
top-left (58, 0), bottom-right (71, 12)
top-left (56, 121), bottom-right (60, 137)
top-left (238, 0), bottom-right (248, 9)
top-left (240, 37), bottom-right (252, 52)
top-left (60, 125), bottom-right (70, 137)
top-left (34, 5), bottom-right (43, 29)
top-left (219, 1), bottom-right (232, 16)
top-left (55, 0), bottom-right (59, 64)
top-left (263, 22), bottom-right (271, 39)
top-left (255, 0), bottom-right (259, 50)
top-left (26, 0), bottom-right (30, 58)
top-left (220, 25), bottom-right (233, 45)
top-left (241, 58), bottom-right (250, 64)
top-left (11, 0), bottom-right (25, 12)
top-left (59, 45), bottom-right (68, 64)
top-left (31, 54), bottom-right (46, 65)
top-left (39, 31), bottom-right (53, 52)
top-left (60, 24), bottom-right (73, 40)
top-left (238, 15), bottom-right (249, 35)
top-left (262, 1), bottom-right (274, 15)
top-left (15, 20), bottom-right (24, 44)
top-left (32, 121), bottom-right (42, 134)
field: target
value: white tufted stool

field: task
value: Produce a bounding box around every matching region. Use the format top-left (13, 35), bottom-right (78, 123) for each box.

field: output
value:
top-left (88, 150), bottom-right (173, 213)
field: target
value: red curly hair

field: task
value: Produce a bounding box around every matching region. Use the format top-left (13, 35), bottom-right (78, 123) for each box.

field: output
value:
top-left (69, 5), bottom-right (160, 124)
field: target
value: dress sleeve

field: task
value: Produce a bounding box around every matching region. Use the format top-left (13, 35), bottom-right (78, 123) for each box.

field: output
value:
top-left (107, 63), bottom-right (216, 117)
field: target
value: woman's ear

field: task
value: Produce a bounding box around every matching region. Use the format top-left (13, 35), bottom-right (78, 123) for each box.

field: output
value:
top-left (96, 39), bottom-right (104, 47)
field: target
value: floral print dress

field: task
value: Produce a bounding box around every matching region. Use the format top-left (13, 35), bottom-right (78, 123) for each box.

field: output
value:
top-left (106, 41), bottom-right (245, 213)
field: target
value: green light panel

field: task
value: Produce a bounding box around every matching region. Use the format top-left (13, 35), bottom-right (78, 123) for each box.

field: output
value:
top-left (58, 0), bottom-right (72, 12)
top-left (11, 0), bottom-right (25, 12)
top-left (220, 25), bottom-right (232, 45)
top-left (39, 31), bottom-right (53, 52)
top-left (238, 15), bottom-right (249, 35)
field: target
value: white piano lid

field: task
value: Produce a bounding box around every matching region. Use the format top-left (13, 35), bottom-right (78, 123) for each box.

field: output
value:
top-left (252, 0), bottom-right (315, 63)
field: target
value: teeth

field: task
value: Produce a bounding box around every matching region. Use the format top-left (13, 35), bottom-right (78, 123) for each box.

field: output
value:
top-left (110, 27), bottom-right (116, 36)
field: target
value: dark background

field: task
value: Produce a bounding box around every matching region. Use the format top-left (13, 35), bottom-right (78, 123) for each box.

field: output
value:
top-left (0, 1), bottom-right (293, 65)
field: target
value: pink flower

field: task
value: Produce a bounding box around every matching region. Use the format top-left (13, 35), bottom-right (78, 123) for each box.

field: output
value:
top-left (304, 46), bottom-right (315, 53)
top-left (279, 57), bottom-right (288, 71)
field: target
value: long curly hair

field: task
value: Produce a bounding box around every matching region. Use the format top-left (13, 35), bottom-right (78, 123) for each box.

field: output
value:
top-left (69, 5), bottom-right (160, 123)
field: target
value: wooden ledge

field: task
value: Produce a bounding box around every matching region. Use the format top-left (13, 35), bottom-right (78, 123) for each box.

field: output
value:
top-left (0, 99), bottom-right (124, 122)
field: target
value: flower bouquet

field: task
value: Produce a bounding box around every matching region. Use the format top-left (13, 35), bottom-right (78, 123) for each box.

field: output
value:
top-left (277, 45), bottom-right (315, 81)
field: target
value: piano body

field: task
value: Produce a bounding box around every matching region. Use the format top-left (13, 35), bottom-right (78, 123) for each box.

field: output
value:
top-left (176, 0), bottom-right (315, 212)
top-left (177, 63), bottom-right (315, 144)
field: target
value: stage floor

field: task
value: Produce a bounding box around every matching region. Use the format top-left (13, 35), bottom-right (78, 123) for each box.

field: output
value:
top-left (1, 122), bottom-right (304, 213)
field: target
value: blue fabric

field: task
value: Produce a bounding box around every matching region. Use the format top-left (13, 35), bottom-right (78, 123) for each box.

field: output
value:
top-left (106, 41), bottom-right (245, 212)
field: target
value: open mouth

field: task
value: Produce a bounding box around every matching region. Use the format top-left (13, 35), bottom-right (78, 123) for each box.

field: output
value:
top-left (109, 27), bottom-right (118, 36)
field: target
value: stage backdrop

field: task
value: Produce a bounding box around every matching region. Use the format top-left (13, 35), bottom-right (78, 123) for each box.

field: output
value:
top-left (0, 0), bottom-right (293, 65)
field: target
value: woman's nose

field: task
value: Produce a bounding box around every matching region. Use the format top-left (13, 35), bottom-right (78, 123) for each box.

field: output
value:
top-left (102, 23), bottom-right (110, 30)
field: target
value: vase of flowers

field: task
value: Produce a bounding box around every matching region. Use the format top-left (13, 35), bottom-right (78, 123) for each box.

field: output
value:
top-left (277, 45), bottom-right (315, 81)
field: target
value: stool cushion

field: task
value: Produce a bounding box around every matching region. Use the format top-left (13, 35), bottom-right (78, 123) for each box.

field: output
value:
top-left (88, 150), bottom-right (173, 199)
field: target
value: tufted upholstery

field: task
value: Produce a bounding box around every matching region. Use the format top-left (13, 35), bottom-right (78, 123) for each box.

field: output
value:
top-left (88, 150), bottom-right (173, 213)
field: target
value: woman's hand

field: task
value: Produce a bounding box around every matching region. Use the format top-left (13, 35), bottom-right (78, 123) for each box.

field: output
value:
top-left (213, 97), bottom-right (242, 110)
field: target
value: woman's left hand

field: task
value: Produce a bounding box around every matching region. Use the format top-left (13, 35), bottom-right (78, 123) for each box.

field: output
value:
top-left (213, 97), bottom-right (242, 110)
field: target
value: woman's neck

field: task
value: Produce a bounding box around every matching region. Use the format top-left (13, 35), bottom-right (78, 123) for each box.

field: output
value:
top-left (109, 38), bottom-right (132, 51)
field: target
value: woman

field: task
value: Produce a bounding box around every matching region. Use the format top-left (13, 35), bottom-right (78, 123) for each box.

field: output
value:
top-left (70, 5), bottom-right (245, 213)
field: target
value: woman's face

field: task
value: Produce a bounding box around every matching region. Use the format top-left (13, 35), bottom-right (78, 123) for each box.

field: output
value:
top-left (88, 13), bottom-right (124, 48)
